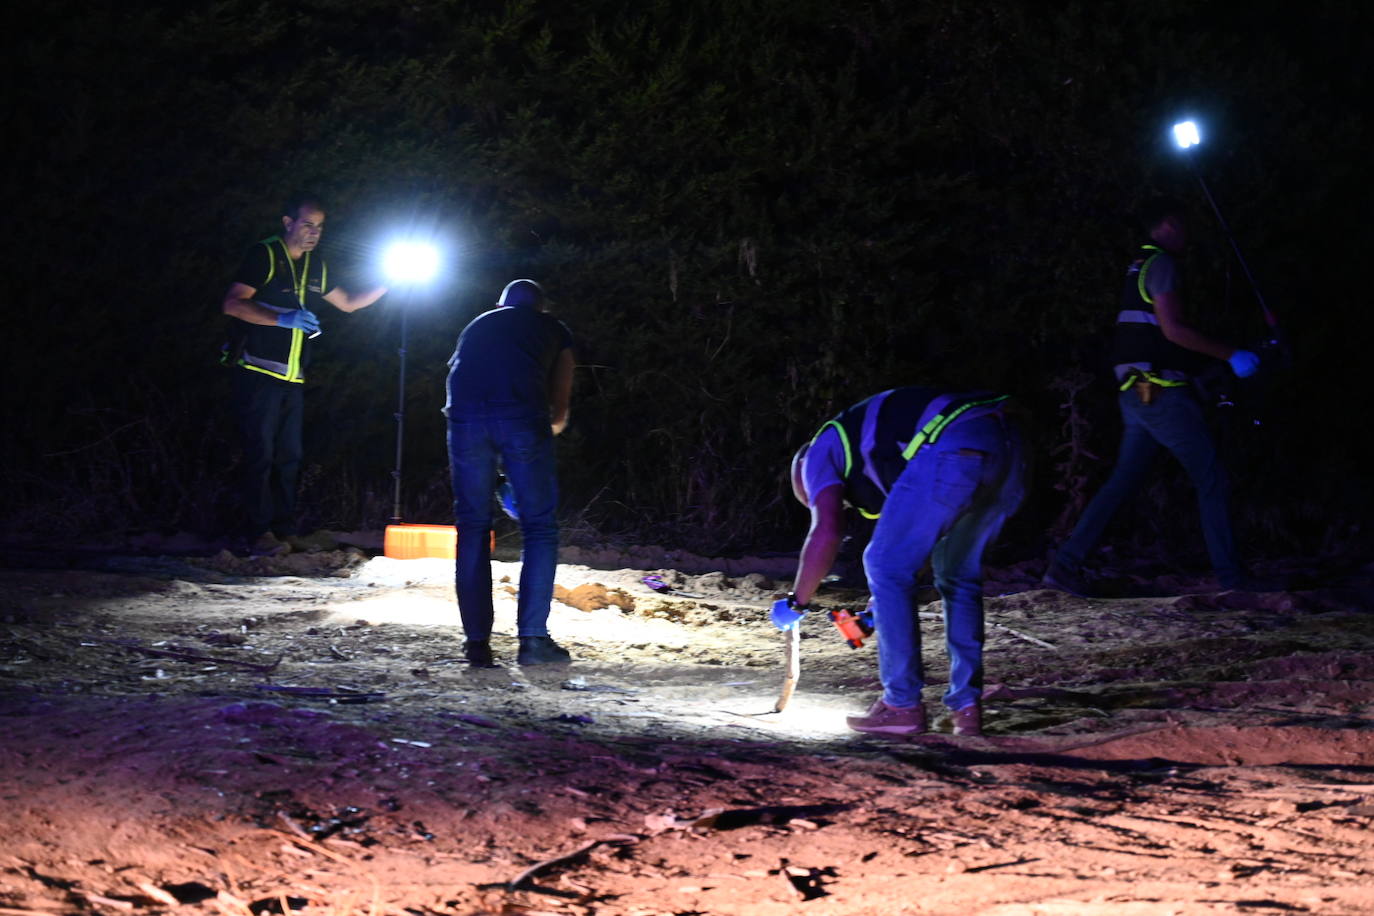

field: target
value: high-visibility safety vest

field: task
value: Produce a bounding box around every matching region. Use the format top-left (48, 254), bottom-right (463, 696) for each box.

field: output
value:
top-left (226, 236), bottom-right (328, 383)
top-left (1109, 244), bottom-right (1190, 388)
top-left (809, 387), bottom-right (1009, 519)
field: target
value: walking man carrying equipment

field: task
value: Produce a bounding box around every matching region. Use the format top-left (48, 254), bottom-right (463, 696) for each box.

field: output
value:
top-left (774, 387), bottom-right (1027, 737)
top-left (1043, 198), bottom-right (1269, 595)
top-left (444, 279), bottom-right (575, 668)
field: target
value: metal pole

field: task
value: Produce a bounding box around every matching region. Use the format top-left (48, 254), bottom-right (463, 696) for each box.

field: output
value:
top-left (390, 308), bottom-right (407, 523)
top-left (1184, 156), bottom-right (1277, 329)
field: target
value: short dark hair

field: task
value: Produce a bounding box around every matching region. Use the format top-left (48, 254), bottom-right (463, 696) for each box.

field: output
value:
top-left (1137, 196), bottom-right (1186, 234)
top-left (283, 192), bottom-right (326, 221)
top-left (497, 278), bottom-right (546, 308)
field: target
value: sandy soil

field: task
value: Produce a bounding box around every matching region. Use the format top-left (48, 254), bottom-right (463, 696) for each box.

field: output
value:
top-left (2, 535), bottom-right (1373, 915)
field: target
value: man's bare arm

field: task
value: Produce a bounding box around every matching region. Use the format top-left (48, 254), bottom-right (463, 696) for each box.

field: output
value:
top-left (222, 282), bottom-right (283, 326)
top-left (1153, 290), bottom-right (1235, 362)
top-left (791, 483), bottom-right (845, 605)
top-left (548, 348), bottom-right (575, 435)
top-left (323, 284), bottom-right (388, 313)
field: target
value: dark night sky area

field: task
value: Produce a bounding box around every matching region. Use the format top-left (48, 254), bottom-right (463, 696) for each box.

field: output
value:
top-left (3, 0), bottom-right (1372, 560)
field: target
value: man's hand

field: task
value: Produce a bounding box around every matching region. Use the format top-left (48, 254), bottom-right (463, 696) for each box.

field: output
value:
top-left (276, 309), bottom-right (320, 334)
top-left (548, 348), bottom-right (574, 435)
top-left (1228, 349), bottom-right (1260, 378)
top-left (770, 595), bottom-right (806, 631)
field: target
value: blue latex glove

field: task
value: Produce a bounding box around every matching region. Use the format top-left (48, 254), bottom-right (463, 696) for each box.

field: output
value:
top-left (277, 309), bottom-right (321, 334)
top-left (771, 596), bottom-right (805, 631)
top-left (857, 607), bottom-right (875, 632)
top-left (497, 478), bottom-right (519, 520)
top-left (1228, 349), bottom-right (1260, 379)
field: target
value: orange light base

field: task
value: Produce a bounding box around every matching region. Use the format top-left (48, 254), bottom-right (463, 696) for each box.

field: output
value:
top-left (383, 524), bottom-right (495, 560)
top-left (384, 523), bottom-right (455, 560)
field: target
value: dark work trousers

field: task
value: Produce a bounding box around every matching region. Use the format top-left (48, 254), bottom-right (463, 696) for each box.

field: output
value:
top-left (231, 368), bottom-right (304, 537)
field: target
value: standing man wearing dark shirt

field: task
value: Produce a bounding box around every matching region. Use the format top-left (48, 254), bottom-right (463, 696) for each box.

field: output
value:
top-left (221, 194), bottom-right (388, 552)
top-left (444, 279), bottom-right (575, 667)
top-left (1043, 198), bottom-right (1263, 595)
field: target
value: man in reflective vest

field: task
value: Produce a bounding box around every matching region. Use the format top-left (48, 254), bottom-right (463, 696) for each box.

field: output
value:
top-left (773, 388), bottom-right (1027, 737)
top-left (220, 193), bottom-right (388, 552)
top-left (1043, 198), bottom-right (1264, 595)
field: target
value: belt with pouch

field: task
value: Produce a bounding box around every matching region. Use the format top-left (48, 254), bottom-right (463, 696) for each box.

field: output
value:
top-left (1119, 370), bottom-right (1187, 405)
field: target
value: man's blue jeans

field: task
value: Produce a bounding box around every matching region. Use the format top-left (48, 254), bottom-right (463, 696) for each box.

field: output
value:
top-left (1056, 386), bottom-right (1240, 583)
top-left (863, 413), bottom-right (1026, 711)
top-left (447, 412), bottom-right (559, 641)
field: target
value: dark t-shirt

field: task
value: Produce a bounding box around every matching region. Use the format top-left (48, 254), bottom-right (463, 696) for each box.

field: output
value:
top-left (443, 306), bottom-right (573, 419)
top-left (225, 237), bottom-right (329, 381)
top-left (234, 238), bottom-right (329, 313)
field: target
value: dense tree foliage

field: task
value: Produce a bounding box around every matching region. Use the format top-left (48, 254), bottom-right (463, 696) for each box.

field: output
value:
top-left (4, 0), bottom-right (1370, 559)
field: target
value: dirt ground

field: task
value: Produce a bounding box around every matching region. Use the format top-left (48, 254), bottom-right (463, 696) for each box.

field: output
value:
top-left (2, 533), bottom-right (1374, 916)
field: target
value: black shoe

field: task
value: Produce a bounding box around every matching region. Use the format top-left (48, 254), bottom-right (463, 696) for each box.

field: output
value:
top-left (284, 530), bottom-right (338, 554)
top-left (1219, 573), bottom-right (1288, 593)
top-left (464, 640), bottom-right (498, 668)
top-left (1041, 563), bottom-right (1093, 598)
top-left (249, 531), bottom-right (291, 557)
top-left (518, 636), bottom-right (571, 666)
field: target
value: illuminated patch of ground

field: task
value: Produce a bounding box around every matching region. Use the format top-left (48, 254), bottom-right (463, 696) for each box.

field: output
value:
top-left (2, 545), bottom-right (1372, 914)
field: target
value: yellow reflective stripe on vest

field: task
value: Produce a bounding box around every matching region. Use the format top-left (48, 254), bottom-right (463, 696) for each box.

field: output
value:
top-left (899, 396), bottom-right (1008, 461)
top-left (812, 420), bottom-right (853, 478)
top-left (279, 242), bottom-right (310, 306)
top-left (238, 360), bottom-right (306, 384)
top-left (287, 325), bottom-right (304, 380)
top-left (1136, 245), bottom-right (1162, 305)
top-left (270, 238), bottom-right (310, 382)
top-left (1118, 370), bottom-right (1188, 391)
top-left (808, 420), bottom-right (880, 518)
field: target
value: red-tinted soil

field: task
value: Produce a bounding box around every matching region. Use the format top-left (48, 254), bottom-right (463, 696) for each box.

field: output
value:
top-left (2, 538), bottom-right (1373, 915)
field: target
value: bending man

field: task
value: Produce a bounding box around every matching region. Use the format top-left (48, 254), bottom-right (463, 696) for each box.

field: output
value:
top-left (444, 279), bottom-right (575, 668)
top-left (775, 388), bottom-right (1026, 737)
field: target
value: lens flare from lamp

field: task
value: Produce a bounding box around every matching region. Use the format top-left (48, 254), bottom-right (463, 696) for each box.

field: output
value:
top-left (1172, 120), bottom-right (1201, 150)
top-left (382, 241), bottom-right (440, 285)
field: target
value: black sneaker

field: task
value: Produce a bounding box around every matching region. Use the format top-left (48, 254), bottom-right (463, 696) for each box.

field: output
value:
top-left (249, 531), bottom-right (291, 557)
top-left (464, 640), bottom-right (498, 668)
top-left (518, 636), bottom-right (572, 666)
top-left (1041, 563), bottom-right (1094, 598)
top-left (284, 530), bottom-right (338, 554)
top-left (1219, 572), bottom-right (1288, 593)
